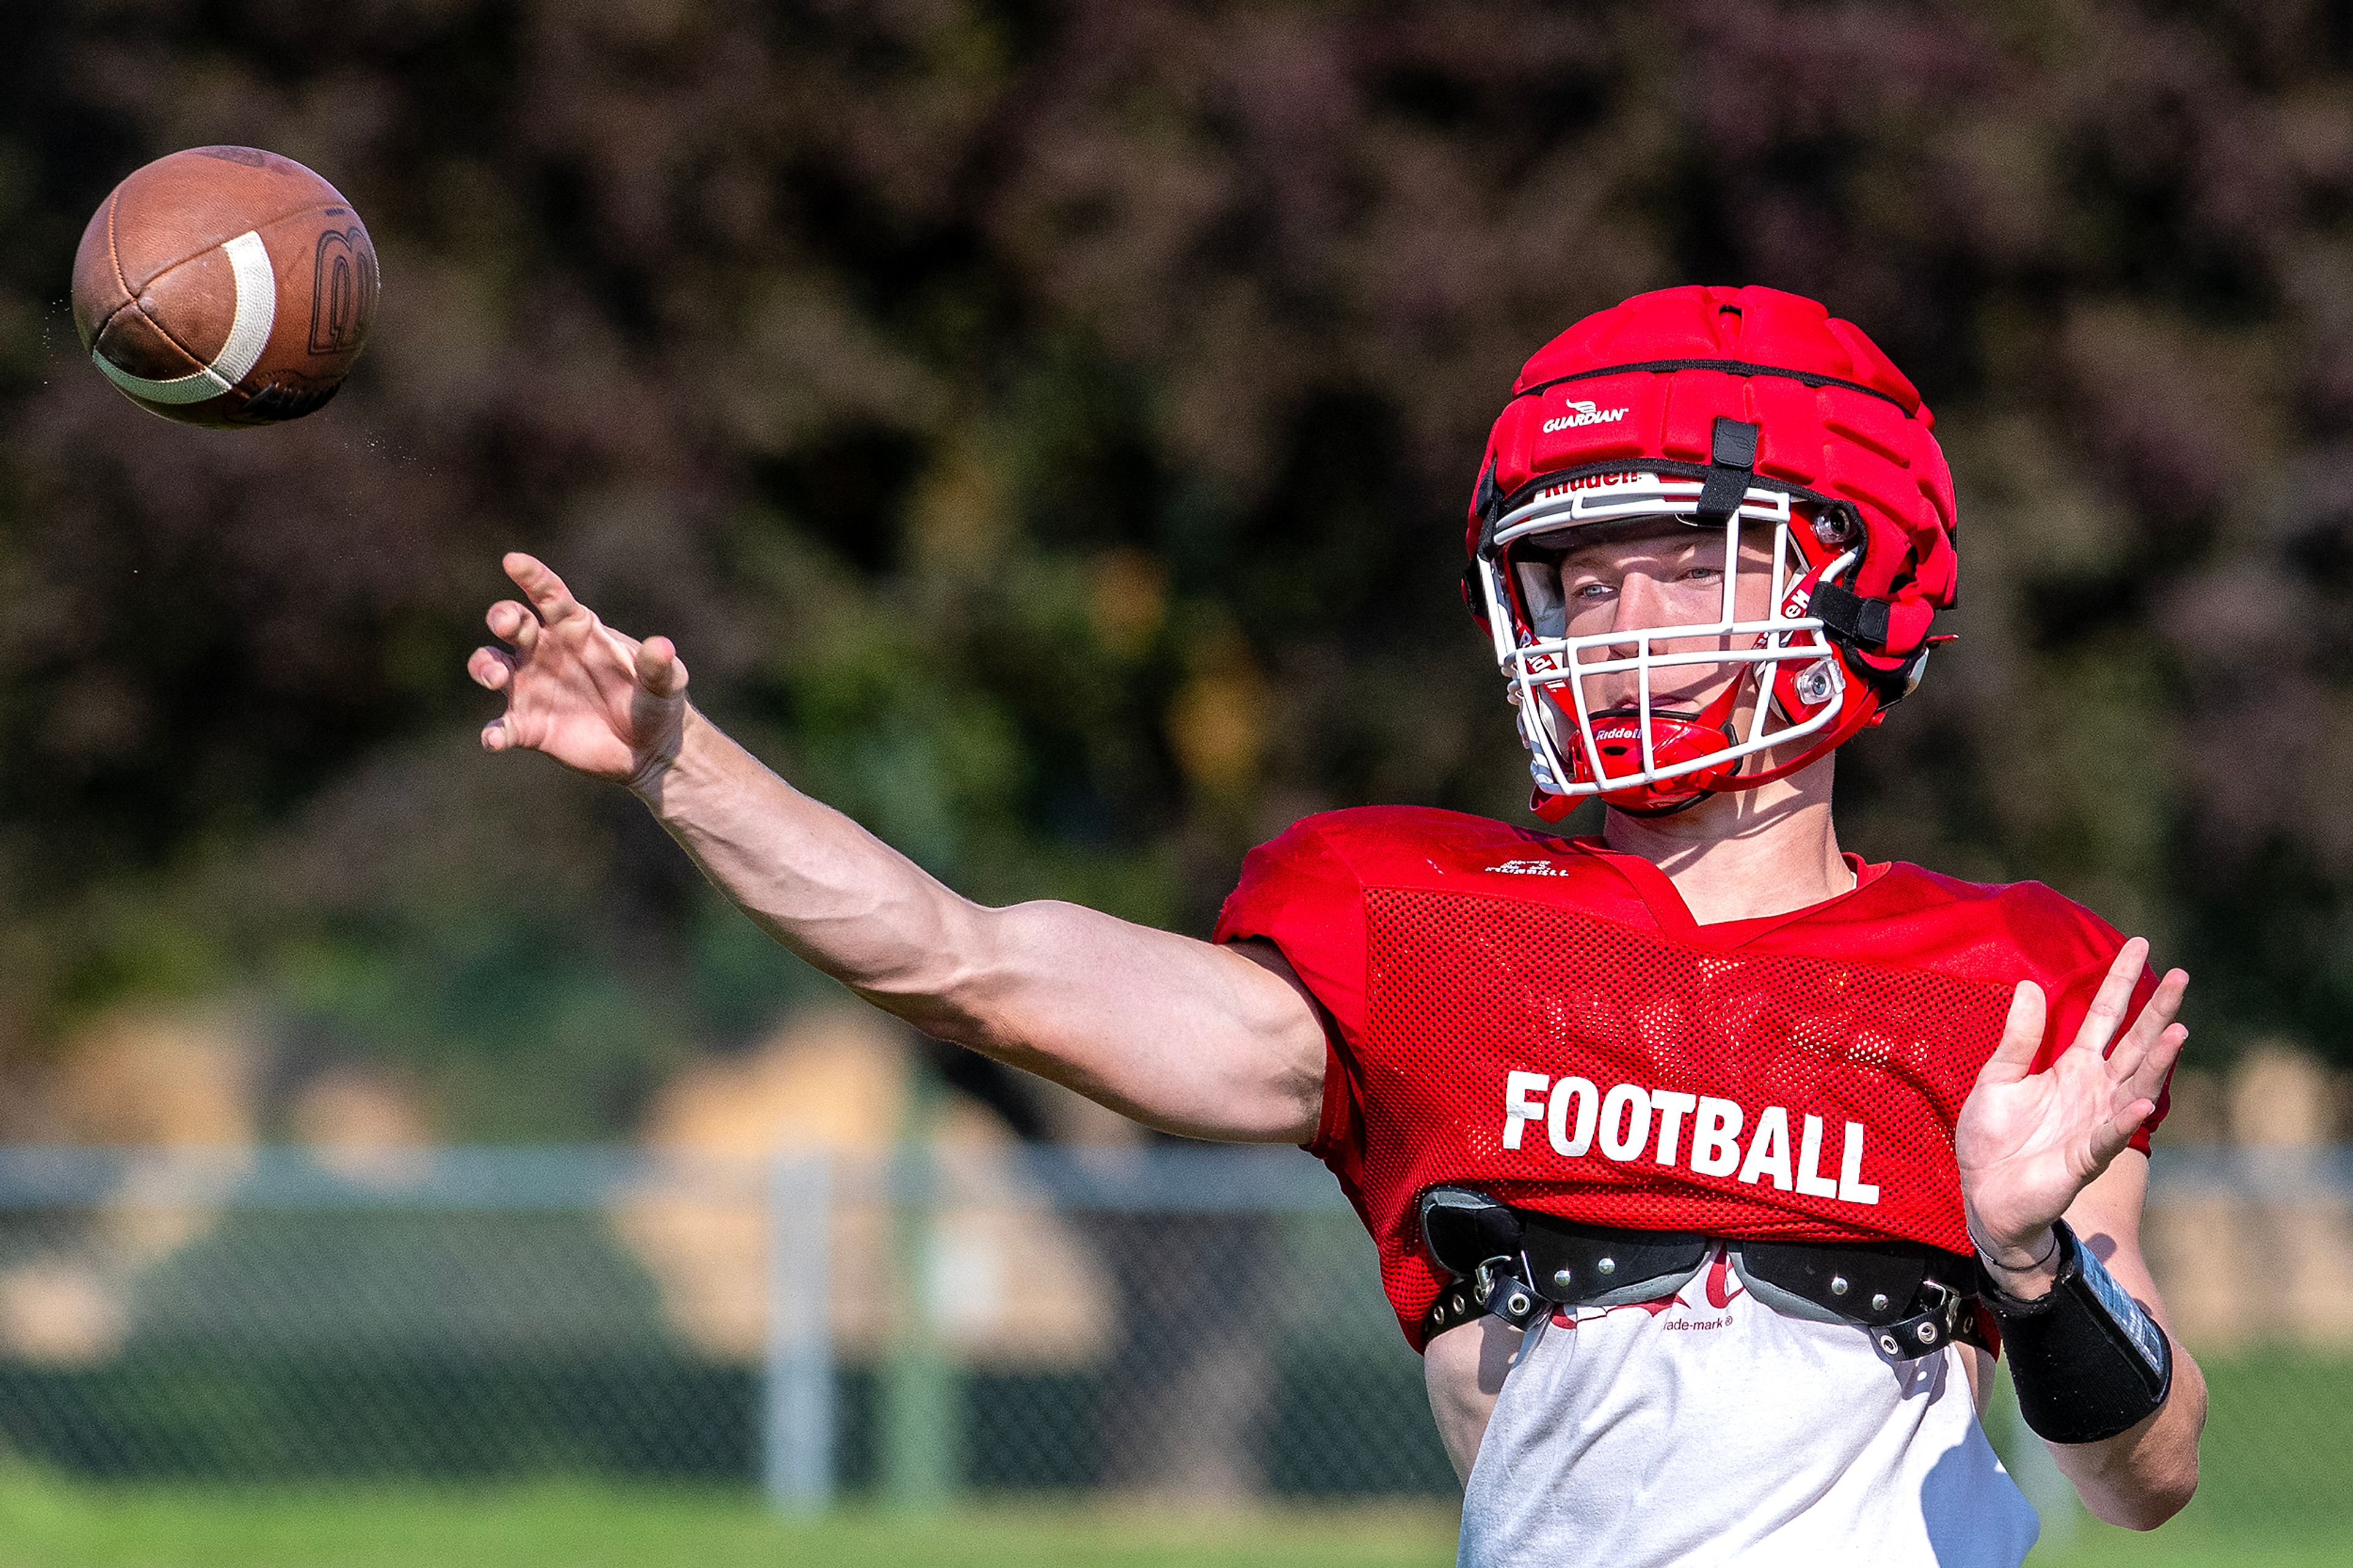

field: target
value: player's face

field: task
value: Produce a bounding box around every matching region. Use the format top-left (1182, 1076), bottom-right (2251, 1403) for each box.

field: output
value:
top-left (1547, 523), bottom-right (1778, 713)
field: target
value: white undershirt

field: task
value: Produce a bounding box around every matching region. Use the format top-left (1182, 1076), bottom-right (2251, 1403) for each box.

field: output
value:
top-left (1456, 1246), bottom-right (2040, 1567)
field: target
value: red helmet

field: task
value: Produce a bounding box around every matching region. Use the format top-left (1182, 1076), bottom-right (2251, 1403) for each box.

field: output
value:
top-left (1464, 285), bottom-right (1959, 815)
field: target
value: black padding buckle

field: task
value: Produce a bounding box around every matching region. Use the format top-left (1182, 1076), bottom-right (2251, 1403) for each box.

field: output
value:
top-left (1733, 1237), bottom-right (1982, 1357)
top-left (1694, 417), bottom-right (1760, 524)
top-left (1427, 1263), bottom-right (1545, 1340)
top-left (1472, 1259), bottom-right (1547, 1329)
top-left (1420, 1189), bottom-right (1545, 1339)
top-left (1420, 1189), bottom-right (1717, 1342)
top-left (1874, 1279), bottom-right (1969, 1360)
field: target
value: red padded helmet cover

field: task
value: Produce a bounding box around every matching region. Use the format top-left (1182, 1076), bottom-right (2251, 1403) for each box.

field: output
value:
top-left (1470, 286), bottom-right (1958, 668)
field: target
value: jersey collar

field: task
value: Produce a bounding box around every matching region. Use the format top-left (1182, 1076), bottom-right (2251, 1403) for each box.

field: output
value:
top-left (1569, 836), bottom-right (1887, 950)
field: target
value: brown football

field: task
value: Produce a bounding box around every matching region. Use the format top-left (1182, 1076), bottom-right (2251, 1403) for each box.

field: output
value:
top-left (72, 146), bottom-right (380, 428)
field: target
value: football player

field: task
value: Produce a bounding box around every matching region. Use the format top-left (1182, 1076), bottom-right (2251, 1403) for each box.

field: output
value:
top-left (468, 284), bottom-right (2202, 1565)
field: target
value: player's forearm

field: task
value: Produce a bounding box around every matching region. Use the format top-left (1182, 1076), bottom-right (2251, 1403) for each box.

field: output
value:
top-left (2045, 1334), bottom-right (2205, 1529)
top-left (1985, 1170), bottom-right (2207, 1529)
top-left (629, 709), bottom-right (1325, 1142)
top-left (633, 706), bottom-right (995, 1020)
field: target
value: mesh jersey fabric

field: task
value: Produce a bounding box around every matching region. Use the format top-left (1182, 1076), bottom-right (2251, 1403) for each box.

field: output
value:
top-left (1212, 806), bottom-right (2168, 1350)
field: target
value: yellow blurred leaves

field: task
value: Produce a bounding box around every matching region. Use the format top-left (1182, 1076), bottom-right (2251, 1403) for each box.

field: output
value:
top-left (1167, 624), bottom-right (1273, 803)
top-left (1087, 548), bottom-right (1168, 659)
top-left (910, 430), bottom-right (1012, 566)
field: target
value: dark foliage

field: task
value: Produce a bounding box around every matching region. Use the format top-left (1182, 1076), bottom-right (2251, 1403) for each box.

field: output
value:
top-left (2, 1), bottom-right (2349, 1132)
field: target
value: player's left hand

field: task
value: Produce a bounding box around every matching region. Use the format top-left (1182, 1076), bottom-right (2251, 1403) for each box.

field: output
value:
top-left (1955, 939), bottom-right (2188, 1284)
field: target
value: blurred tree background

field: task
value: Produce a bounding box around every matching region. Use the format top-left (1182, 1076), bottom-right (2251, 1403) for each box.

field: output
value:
top-left (0, 0), bottom-right (2347, 1140)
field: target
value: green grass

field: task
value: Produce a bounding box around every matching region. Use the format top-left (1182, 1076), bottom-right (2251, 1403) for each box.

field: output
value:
top-left (0, 1480), bottom-right (2342, 1568)
top-left (0, 1480), bottom-right (1462, 1568)
top-left (1992, 1346), bottom-right (2353, 1567)
top-left (0, 1344), bottom-right (2345, 1567)
top-left (2031, 1518), bottom-right (2351, 1568)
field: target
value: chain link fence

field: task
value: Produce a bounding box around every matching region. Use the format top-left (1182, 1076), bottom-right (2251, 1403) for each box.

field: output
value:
top-left (0, 1144), bottom-right (2344, 1532)
top-left (0, 1145), bottom-right (1448, 1502)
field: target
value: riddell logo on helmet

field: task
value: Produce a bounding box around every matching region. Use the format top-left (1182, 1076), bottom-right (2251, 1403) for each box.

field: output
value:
top-left (1542, 399), bottom-right (1629, 433)
top-left (1536, 471), bottom-right (1659, 502)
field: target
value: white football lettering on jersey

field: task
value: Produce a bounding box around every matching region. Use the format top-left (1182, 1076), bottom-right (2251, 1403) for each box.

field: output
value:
top-left (1650, 1089), bottom-right (1698, 1165)
top-left (1795, 1114), bottom-right (1841, 1198)
top-left (1485, 858), bottom-right (1572, 876)
top-left (1838, 1121), bottom-right (1881, 1205)
top-left (1548, 1076), bottom-right (1599, 1157)
top-left (1738, 1105), bottom-right (1794, 1189)
top-left (1502, 1071), bottom-right (1549, 1150)
top-left (1691, 1097), bottom-right (1744, 1177)
top-left (1495, 1074), bottom-right (1888, 1205)
top-left (1598, 1083), bottom-right (1651, 1161)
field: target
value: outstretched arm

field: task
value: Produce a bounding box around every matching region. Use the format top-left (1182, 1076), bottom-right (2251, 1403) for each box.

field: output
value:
top-left (1957, 942), bottom-right (2205, 1528)
top-left (468, 553), bottom-right (1326, 1143)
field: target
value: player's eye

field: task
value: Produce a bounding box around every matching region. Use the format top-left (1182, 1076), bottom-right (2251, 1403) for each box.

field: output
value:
top-left (1569, 580), bottom-right (1614, 601)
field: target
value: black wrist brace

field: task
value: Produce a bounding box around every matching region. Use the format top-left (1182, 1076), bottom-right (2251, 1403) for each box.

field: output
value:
top-left (1982, 1220), bottom-right (2172, 1444)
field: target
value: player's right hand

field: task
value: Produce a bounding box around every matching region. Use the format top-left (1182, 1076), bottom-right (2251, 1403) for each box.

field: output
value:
top-left (468, 552), bottom-right (689, 792)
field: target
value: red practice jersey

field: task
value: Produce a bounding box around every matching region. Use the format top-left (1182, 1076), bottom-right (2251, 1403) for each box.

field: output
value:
top-left (1213, 807), bottom-right (2168, 1350)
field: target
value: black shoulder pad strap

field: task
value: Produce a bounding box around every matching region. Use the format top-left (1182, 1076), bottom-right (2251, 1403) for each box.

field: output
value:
top-left (1694, 417), bottom-right (1759, 524)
